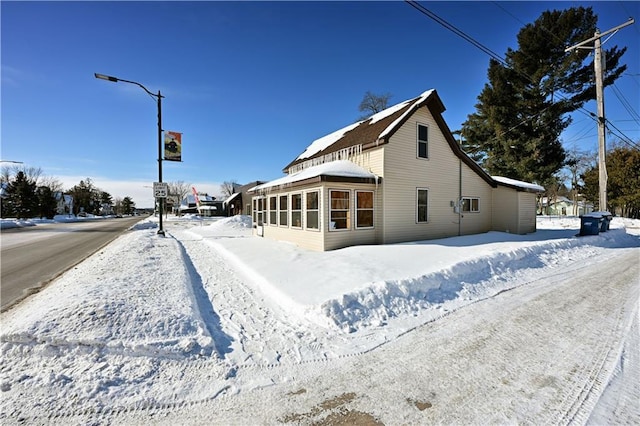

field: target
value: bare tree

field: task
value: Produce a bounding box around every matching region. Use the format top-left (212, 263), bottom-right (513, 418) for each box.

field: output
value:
top-left (167, 180), bottom-right (191, 204)
top-left (358, 91), bottom-right (392, 120)
top-left (220, 180), bottom-right (238, 198)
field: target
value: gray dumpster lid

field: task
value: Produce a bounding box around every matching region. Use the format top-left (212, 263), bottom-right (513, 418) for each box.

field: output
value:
top-left (588, 211), bottom-right (613, 219)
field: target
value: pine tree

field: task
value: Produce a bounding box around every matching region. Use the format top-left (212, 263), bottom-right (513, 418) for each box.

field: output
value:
top-left (461, 6), bottom-right (627, 190)
top-left (5, 171), bottom-right (37, 219)
top-left (122, 196), bottom-right (136, 215)
top-left (35, 186), bottom-right (57, 219)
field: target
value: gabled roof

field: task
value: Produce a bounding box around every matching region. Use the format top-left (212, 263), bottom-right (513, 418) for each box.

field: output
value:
top-left (283, 89), bottom-right (495, 187)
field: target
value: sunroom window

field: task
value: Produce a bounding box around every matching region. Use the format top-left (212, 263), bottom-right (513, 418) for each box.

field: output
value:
top-left (330, 190), bottom-right (350, 230)
top-left (356, 191), bottom-right (374, 228)
top-left (306, 191), bottom-right (319, 230)
top-left (291, 193), bottom-right (302, 228)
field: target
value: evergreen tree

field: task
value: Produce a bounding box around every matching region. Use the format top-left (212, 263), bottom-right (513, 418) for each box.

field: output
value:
top-left (4, 171), bottom-right (37, 219)
top-left (35, 186), bottom-right (57, 219)
top-left (68, 178), bottom-right (98, 215)
top-left (583, 145), bottom-right (640, 217)
top-left (461, 6), bottom-right (627, 190)
top-left (122, 196), bottom-right (136, 215)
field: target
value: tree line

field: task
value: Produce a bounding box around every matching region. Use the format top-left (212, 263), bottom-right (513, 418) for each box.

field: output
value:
top-left (0, 166), bottom-right (136, 219)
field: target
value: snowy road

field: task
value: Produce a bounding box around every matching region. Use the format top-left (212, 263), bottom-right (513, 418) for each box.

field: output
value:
top-left (112, 246), bottom-right (638, 425)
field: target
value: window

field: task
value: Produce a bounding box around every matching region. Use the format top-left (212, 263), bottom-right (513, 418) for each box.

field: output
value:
top-left (254, 198), bottom-right (264, 226)
top-left (329, 190), bottom-right (350, 230)
top-left (291, 193), bottom-right (302, 228)
top-left (356, 191), bottom-right (374, 228)
top-left (306, 191), bottom-right (319, 230)
top-left (262, 197), bottom-right (267, 225)
top-left (417, 188), bottom-right (428, 223)
top-left (462, 197), bottom-right (479, 212)
top-left (279, 195), bottom-right (288, 226)
top-left (417, 124), bottom-right (428, 159)
top-left (269, 196), bottom-right (277, 225)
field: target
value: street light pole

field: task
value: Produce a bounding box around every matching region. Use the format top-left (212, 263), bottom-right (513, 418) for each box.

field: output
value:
top-left (95, 73), bottom-right (165, 235)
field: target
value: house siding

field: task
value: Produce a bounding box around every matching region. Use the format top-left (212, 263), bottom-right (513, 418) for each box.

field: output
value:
top-left (381, 107), bottom-right (492, 244)
top-left (518, 192), bottom-right (537, 234)
top-left (459, 165), bottom-right (493, 235)
top-left (492, 186), bottom-right (518, 233)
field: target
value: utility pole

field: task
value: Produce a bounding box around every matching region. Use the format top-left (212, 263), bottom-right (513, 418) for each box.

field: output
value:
top-left (565, 18), bottom-right (634, 212)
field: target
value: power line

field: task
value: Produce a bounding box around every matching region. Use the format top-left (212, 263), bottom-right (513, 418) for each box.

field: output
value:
top-left (406, 1), bottom-right (637, 156)
top-left (611, 83), bottom-right (640, 123)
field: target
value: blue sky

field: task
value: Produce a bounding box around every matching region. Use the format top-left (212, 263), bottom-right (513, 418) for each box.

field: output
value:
top-left (2, 1), bottom-right (638, 208)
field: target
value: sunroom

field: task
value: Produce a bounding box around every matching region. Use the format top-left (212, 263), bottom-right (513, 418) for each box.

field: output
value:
top-left (249, 161), bottom-right (381, 251)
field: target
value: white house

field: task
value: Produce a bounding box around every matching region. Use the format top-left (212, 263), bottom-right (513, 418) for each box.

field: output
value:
top-left (250, 89), bottom-right (544, 251)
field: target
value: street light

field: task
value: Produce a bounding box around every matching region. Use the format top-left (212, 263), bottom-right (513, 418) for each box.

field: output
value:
top-left (95, 73), bottom-right (165, 235)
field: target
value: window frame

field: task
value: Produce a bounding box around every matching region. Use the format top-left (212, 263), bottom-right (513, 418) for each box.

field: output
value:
top-left (291, 193), bottom-right (302, 229)
top-left (461, 197), bottom-right (480, 213)
top-left (355, 190), bottom-right (374, 229)
top-left (305, 190), bottom-right (320, 231)
top-left (416, 188), bottom-right (429, 223)
top-left (329, 189), bottom-right (351, 231)
top-left (269, 196), bottom-right (277, 225)
top-left (254, 197), bottom-right (265, 226)
top-left (417, 123), bottom-right (429, 159)
top-left (278, 194), bottom-right (288, 227)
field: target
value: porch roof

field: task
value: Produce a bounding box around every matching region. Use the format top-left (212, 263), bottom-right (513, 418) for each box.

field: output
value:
top-left (249, 160), bottom-right (379, 193)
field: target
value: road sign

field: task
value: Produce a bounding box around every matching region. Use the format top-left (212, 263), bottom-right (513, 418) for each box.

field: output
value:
top-left (153, 182), bottom-right (168, 198)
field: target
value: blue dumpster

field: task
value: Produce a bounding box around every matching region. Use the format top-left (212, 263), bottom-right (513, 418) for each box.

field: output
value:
top-left (580, 213), bottom-right (602, 236)
top-left (592, 211), bottom-right (613, 232)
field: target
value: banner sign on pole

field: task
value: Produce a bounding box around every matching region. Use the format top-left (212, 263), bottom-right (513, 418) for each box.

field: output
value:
top-left (164, 131), bottom-right (182, 162)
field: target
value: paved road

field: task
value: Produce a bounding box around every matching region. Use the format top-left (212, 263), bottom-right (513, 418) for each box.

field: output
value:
top-left (0, 216), bottom-right (144, 311)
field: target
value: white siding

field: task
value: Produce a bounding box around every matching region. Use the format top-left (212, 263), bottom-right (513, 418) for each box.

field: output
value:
top-left (491, 186), bottom-right (518, 233)
top-left (491, 186), bottom-right (537, 234)
top-left (518, 192), bottom-right (537, 234)
top-left (381, 107), bottom-right (493, 244)
top-left (323, 182), bottom-right (380, 251)
top-left (252, 181), bottom-right (380, 251)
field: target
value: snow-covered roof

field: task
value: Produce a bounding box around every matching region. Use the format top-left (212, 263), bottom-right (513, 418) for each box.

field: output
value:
top-left (251, 160), bottom-right (378, 192)
top-left (289, 90), bottom-right (436, 167)
top-left (493, 176), bottom-right (545, 192)
top-left (225, 192), bottom-right (241, 204)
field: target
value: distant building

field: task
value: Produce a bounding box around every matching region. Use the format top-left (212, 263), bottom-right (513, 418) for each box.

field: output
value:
top-left (55, 192), bottom-right (74, 216)
top-left (541, 196), bottom-right (593, 216)
top-left (178, 193), bottom-right (224, 217)
top-left (225, 181), bottom-right (266, 216)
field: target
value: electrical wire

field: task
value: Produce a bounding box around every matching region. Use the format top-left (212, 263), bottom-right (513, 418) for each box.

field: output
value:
top-left (405, 0), bottom-right (638, 151)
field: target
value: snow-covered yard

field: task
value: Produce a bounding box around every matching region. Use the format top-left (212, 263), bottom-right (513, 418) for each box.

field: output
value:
top-left (1, 214), bottom-right (638, 424)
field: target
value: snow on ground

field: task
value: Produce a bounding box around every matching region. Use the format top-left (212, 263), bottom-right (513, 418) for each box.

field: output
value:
top-left (1, 214), bottom-right (639, 424)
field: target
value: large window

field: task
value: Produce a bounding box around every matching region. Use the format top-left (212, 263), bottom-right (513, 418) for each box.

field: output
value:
top-left (417, 188), bottom-right (428, 223)
top-left (291, 193), bottom-right (302, 228)
top-left (356, 191), bottom-right (374, 228)
top-left (306, 191), bottom-right (319, 230)
top-left (269, 196), bottom-right (277, 225)
top-left (279, 195), bottom-right (288, 226)
top-left (330, 190), bottom-right (350, 230)
top-left (417, 124), bottom-right (428, 159)
top-left (462, 197), bottom-right (479, 212)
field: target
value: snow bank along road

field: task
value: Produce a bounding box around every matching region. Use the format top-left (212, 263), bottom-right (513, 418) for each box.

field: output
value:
top-left (0, 218), bottom-right (638, 424)
top-left (0, 216), bottom-right (144, 311)
top-left (111, 244), bottom-right (640, 425)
